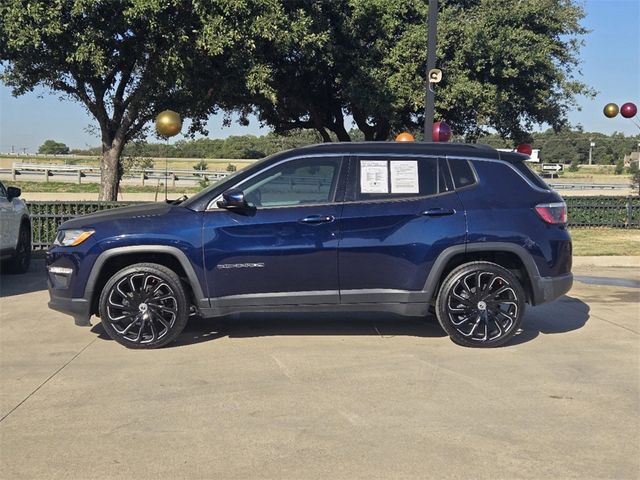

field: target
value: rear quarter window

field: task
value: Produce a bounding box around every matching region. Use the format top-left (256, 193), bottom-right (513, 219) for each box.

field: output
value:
top-left (512, 162), bottom-right (549, 190)
top-left (448, 160), bottom-right (476, 189)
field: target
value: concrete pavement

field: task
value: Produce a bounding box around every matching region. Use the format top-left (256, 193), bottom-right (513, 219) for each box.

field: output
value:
top-left (0, 260), bottom-right (638, 479)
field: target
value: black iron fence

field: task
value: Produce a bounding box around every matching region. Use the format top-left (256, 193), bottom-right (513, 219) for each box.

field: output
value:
top-left (28, 201), bottom-right (140, 249)
top-left (26, 196), bottom-right (639, 250)
top-left (566, 196), bottom-right (639, 227)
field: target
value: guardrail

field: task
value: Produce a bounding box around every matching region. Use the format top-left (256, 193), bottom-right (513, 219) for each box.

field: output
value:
top-left (550, 183), bottom-right (630, 190)
top-left (7, 162), bottom-right (231, 185)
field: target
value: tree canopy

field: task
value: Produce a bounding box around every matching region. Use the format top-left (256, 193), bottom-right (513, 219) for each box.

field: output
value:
top-left (2, 0), bottom-right (593, 200)
top-left (38, 140), bottom-right (70, 155)
top-left (0, 0), bottom-right (284, 199)
top-left (243, 0), bottom-right (592, 142)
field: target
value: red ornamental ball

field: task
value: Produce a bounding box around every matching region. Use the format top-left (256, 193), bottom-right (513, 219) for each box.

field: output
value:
top-left (516, 143), bottom-right (533, 156)
top-left (620, 102), bottom-right (637, 119)
top-left (432, 121), bottom-right (452, 142)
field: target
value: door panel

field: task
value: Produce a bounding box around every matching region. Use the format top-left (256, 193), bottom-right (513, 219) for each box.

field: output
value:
top-left (203, 205), bottom-right (341, 301)
top-left (202, 156), bottom-right (344, 303)
top-left (338, 157), bottom-right (466, 296)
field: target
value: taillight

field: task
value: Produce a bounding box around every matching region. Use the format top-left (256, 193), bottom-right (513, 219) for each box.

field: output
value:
top-left (535, 202), bottom-right (567, 224)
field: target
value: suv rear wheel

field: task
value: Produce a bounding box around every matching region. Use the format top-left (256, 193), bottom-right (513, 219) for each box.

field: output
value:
top-left (435, 261), bottom-right (525, 348)
top-left (98, 263), bottom-right (189, 349)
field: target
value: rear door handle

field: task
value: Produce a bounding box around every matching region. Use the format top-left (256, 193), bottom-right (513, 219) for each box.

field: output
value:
top-left (299, 215), bottom-right (335, 224)
top-left (421, 208), bottom-right (456, 217)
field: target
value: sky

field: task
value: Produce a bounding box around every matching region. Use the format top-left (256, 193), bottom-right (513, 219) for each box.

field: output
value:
top-left (0, 0), bottom-right (638, 154)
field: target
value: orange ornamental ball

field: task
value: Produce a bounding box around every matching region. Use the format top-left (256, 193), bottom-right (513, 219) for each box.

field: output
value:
top-left (603, 103), bottom-right (619, 118)
top-left (155, 110), bottom-right (182, 137)
top-left (395, 132), bottom-right (415, 142)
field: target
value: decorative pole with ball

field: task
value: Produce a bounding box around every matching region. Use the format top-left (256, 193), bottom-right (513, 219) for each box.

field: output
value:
top-left (154, 110), bottom-right (182, 201)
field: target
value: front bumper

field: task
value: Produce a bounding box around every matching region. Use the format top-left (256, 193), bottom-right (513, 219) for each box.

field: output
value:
top-left (531, 273), bottom-right (573, 306)
top-left (48, 291), bottom-right (92, 326)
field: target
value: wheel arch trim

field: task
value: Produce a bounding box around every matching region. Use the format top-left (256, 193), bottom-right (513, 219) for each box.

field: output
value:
top-left (84, 245), bottom-right (207, 307)
top-left (423, 242), bottom-right (541, 302)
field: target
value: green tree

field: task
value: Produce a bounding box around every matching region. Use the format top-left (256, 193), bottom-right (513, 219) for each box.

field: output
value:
top-left (0, 0), bottom-right (284, 200)
top-left (38, 139), bottom-right (70, 155)
top-left (243, 0), bottom-right (592, 142)
top-left (192, 160), bottom-right (209, 172)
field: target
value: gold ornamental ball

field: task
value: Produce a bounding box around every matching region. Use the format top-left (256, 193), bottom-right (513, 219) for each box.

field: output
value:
top-left (603, 103), bottom-right (619, 118)
top-left (155, 110), bottom-right (182, 137)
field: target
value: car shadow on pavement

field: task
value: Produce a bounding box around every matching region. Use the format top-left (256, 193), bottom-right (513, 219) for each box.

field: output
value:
top-left (91, 312), bottom-right (449, 347)
top-left (506, 295), bottom-right (590, 346)
top-left (0, 259), bottom-right (48, 298)
top-left (90, 295), bottom-right (589, 348)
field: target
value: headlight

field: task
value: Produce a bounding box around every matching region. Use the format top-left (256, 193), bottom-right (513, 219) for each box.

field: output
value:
top-left (53, 229), bottom-right (95, 247)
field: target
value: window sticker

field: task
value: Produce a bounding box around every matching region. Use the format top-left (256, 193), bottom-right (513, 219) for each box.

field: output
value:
top-left (360, 160), bottom-right (389, 193)
top-left (390, 161), bottom-right (419, 193)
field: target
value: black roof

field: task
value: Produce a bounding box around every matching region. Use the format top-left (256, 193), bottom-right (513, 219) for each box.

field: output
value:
top-left (294, 141), bottom-right (506, 160)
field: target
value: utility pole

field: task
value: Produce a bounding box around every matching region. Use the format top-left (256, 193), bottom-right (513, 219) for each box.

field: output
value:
top-left (588, 139), bottom-right (594, 165)
top-left (424, 0), bottom-right (438, 141)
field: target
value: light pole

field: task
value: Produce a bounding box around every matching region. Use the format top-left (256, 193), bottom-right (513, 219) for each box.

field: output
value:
top-left (424, 0), bottom-right (438, 140)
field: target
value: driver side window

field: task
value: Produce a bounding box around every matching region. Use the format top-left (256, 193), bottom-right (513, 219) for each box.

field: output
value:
top-left (240, 157), bottom-right (342, 208)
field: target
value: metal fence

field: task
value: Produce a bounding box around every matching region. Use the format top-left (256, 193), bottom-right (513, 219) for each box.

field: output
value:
top-left (26, 196), bottom-right (640, 250)
top-left (566, 196), bottom-right (639, 228)
top-left (28, 201), bottom-right (140, 249)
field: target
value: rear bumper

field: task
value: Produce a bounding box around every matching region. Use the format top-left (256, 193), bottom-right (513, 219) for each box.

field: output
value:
top-left (48, 291), bottom-right (92, 326)
top-left (531, 273), bottom-right (573, 306)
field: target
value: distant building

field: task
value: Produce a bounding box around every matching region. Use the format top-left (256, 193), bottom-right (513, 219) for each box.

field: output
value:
top-left (623, 151), bottom-right (639, 169)
top-left (497, 148), bottom-right (540, 163)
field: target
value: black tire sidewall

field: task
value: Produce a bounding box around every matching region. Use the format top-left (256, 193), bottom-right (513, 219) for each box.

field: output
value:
top-left (98, 263), bottom-right (189, 349)
top-left (4, 224), bottom-right (31, 274)
top-left (435, 261), bottom-right (526, 348)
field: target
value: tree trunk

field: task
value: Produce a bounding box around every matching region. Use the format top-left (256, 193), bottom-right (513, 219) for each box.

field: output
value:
top-left (99, 142), bottom-right (123, 201)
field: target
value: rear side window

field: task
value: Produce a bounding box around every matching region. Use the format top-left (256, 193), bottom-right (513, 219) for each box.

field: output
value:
top-left (449, 160), bottom-right (476, 189)
top-left (354, 157), bottom-right (441, 201)
top-left (512, 162), bottom-right (549, 190)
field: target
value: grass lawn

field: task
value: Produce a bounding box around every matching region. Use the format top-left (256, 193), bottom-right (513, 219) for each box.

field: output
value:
top-left (570, 228), bottom-right (640, 256)
top-left (9, 180), bottom-right (202, 194)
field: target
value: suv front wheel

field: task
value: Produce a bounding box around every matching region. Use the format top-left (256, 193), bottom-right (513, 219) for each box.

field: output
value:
top-left (98, 263), bottom-right (189, 349)
top-left (435, 261), bottom-right (525, 348)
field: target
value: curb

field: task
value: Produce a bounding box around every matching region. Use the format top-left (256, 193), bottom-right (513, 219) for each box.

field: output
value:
top-left (572, 256), bottom-right (640, 268)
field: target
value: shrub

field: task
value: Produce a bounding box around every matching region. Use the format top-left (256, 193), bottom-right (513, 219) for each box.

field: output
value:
top-left (193, 160), bottom-right (208, 171)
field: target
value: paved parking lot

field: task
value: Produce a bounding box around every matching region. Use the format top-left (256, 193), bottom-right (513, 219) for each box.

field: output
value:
top-left (1, 258), bottom-right (638, 479)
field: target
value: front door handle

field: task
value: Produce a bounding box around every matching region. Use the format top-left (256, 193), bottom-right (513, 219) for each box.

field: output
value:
top-left (421, 208), bottom-right (456, 217)
top-left (299, 215), bottom-right (335, 224)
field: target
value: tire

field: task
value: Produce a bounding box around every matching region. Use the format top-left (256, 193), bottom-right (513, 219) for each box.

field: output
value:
top-left (98, 263), bottom-right (189, 349)
top-left (435, 261), bottom-right (525, 348)
top-left (4, 223), bottom-right (31, 274)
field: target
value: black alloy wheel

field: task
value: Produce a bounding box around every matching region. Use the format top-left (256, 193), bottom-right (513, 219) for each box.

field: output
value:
top-left (435, 261), bottom-right (525, 347)
top-left (98, 263), bottom-right (189, 349)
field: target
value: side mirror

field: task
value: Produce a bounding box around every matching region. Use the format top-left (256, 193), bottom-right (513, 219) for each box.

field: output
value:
top-left (217, 189), bottom-right (248, 209)
top-left (7, 187), bottom-right (21, 201)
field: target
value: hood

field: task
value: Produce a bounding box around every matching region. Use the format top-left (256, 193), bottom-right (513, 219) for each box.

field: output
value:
top-left (60, 202), bottom-right (175, 230)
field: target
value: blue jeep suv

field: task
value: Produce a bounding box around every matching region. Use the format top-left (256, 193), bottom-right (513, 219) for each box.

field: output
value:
top-left (47, 142), bottom-right (572, 349)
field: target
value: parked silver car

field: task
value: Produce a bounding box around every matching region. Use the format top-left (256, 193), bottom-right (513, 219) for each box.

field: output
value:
top-left (0, 181), bottom-right (31, 273)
